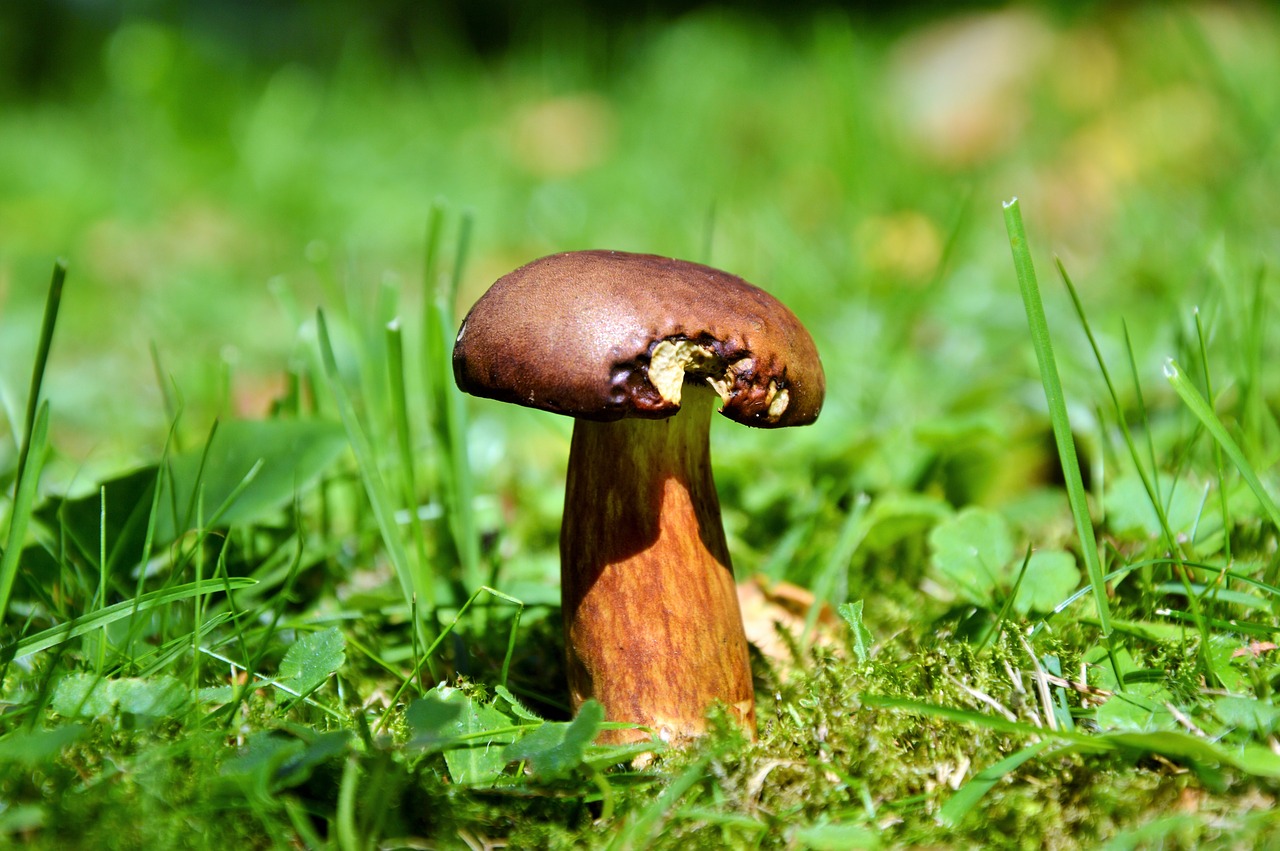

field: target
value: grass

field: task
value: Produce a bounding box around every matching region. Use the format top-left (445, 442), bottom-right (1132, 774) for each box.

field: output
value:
top-left (3, 3), bottom-right (1280, 848)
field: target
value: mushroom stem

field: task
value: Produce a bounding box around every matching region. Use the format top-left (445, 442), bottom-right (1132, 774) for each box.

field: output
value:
top-left (560, 384), bottom-right (756, 744)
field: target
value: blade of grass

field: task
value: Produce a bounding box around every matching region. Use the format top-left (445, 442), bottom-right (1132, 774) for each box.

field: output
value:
top-left (14, 261), bottom-right (65, 491)
top-left (1002, 199), bottom-right (1117, 662)
top-left (316, 309), bottom-right (438, 628)
top-left (374, 585), bottom-right (525, 735)
top-left (940, 739), bottom-right (1055, 828)
top-left (1165, 358), bottom-right (1280, 531)
top-left (420, 205), bottom-right (481, 600)
top-left (978, 544), bottom-right (1033, 652)
top-left (0, 576), bottom-right (255, 661)
top-left (1059, 256), bottom-right (1217, 682)
top-left (1192, 310), bottom-right (1233, 567)
top-left (802, 490), bottom-right (868, 645)
top-left (386, 317), bottom-right (432, 603)
top-left (0, 402), bottom-right (49, 621)
top-left (1056, 259), bottom-right (1181, 563)
top-left (94, 486), bottom-right (108, 674)
top-left (607, 752), bottom-right (711, 851)
top-left (419, 208), bottom-right (481, 601)
top-left (442, 211), bottom-right (481, 595)
top-left (149, 342), bottom-right (184, 454)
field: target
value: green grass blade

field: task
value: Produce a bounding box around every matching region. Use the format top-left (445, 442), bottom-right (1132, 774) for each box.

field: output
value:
top-left (863, 693), bottom-right (1045, 738)
top-left (14, 261), bottom-right (65, 488)
top-left (1193, 310), bottom-right (1233, 565)
top-left (0, 402), bottom-right (49, 621)
top-left (422, 208), bottom-right (480, 597)
top-left (1003, 199), bottom-right (1114, 641)
top-left (1058, 257), bottom-right (1217, 681)
top-left (386, 318), bottom-right (432, 597)
top-left (316, 309), bottom-right (438, 616)
top-left (377, 585), bottom-right (525, 734)
top-left (803, 490), bottom-right (868, 644)
top-left (445, 211), bottom-right (479, 593)
top-left (1, 577), bottom-right (255, 661)
top-left (1056, 259), bottom-right (1175, 556)
top-left (1165, 358), bottom-right (1280, 531)
top-left (149, 342), bottom-right (183, 451)
top-left (940, 739), bottom-right (1055, 828)
top-left (607, 753), bottom-right (711, 851)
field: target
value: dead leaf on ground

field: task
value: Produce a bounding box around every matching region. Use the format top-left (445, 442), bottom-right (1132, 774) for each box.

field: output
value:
top-left (737, 575), bottom-right (842, 675)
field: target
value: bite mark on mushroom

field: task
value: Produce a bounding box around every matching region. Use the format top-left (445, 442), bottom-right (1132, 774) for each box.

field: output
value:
top-left (647, 338), bottom-right (723, 406)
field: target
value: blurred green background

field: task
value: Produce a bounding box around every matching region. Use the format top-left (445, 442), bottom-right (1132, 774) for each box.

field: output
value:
top-left (1, 1), bottom-right (1277, 499)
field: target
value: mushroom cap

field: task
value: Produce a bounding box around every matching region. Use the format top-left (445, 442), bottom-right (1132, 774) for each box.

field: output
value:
top-left (453, 250), bottom-right (825, 428)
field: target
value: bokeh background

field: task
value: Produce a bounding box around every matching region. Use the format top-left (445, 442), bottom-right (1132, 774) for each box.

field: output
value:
top-left (2, 1), bottom-right (1277, 516)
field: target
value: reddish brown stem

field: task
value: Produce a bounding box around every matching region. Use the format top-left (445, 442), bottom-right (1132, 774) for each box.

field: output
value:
top-left (560, 388), bottom-right (755, 744)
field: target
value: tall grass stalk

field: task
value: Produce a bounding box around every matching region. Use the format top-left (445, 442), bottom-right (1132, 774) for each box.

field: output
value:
top-left (1002, 199), bottom-right (1118, 673)
top-left (0, 403), bottom-right (49, 622)
top-left (316, 310), bottom-right (438, 656)
top-left (386, 318), bottom-right (432, 597)
top-left (1165, 358), bottom-right (1280, 532)
top-left (14, 261), bottom-right (65, 488)
top-left (1056, 260), bottom-right (1218, 684)
top-left (1192, 310), bottom-right (1233, 567)
top-left (421, 207), bottom-right (481, 598)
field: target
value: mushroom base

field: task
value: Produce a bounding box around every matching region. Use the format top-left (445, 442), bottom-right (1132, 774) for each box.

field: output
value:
top-left (560, 386), bottom-right (756, 745)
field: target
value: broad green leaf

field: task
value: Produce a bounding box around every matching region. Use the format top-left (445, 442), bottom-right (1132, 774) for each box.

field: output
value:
top-left (220, 726), bottom-right (350, 793)
top-left (405, 691), bottom-right (465, 745)
top-left (502, 699), bottom-right (603, 779)
top-left (33, 465), bottom-right (156, 581)
top-left (862, 492), bottom-right (951, 552)
top-left (221, 731), bottom-right (300, 784)
top-left (220, 729), bottom-right (349, 793)
top-left (1214, 697), bottom-right (1280, 734)
top-left (407, 686), bottom-right (517, 786)
top-left (277, 626), bottom-right (345, 695)
top-left (160, 419), bottom-right (347, 534)
top-left (1103, 730), bottom-right (1280, 779)
top-left (0, 724), bottom-right (86, 766)
top-left (444, 698), bottom-right (517, 786)
top-left (1105, 474), bottom-right (1217, 541)
top-left (1205, 635), bottom-right (1253, 694)
top-left (275, 730), bottom-right (351, 789)
top-left (928, 507), bottom-right (1013, 607)
top-left (35, 419), bottom-right (346, 574)
top-left (52, 674), bottom-right (189, 720)
top-left (197, 686), bottom-right (237, 704)
top-left (837, 600), bottom-right (874, 664)
top-left (1013, 550), bottom-right (1080, 614)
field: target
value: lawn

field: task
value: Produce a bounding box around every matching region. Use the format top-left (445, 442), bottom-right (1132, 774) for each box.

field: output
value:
top-left (2, 3), bottom-right (1279, 848)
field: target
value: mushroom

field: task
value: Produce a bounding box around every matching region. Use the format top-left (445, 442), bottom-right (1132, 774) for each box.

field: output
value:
top-left (453, 250), bottom-right (825, 744)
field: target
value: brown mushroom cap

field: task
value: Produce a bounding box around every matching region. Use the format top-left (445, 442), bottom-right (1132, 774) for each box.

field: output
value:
top-left (453, 250), bottom-right (825, 428)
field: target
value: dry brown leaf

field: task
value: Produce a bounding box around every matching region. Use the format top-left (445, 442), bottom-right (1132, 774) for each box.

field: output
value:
top-left (737, 575), bottom-right (841, 673)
